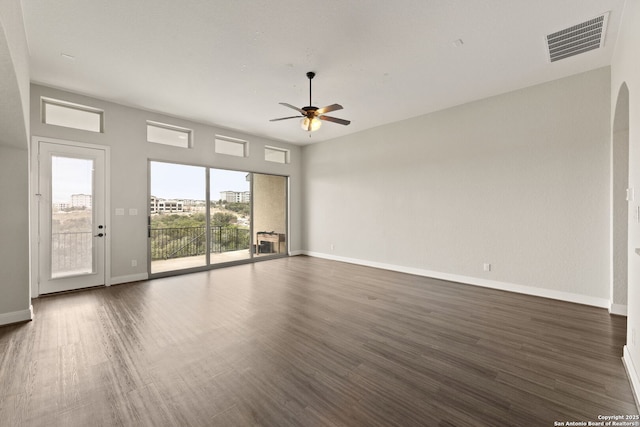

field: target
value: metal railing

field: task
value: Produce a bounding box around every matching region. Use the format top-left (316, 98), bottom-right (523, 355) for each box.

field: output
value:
top-left (51, 231), bottom-right (93, 276)
top-left (150, 226), bottom-right (250, 260)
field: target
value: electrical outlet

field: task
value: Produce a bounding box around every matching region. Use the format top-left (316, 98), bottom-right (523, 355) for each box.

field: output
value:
top-left (330, 244), bottom-right (335, 251)
top-left (483, 263), bottom-right (491, 272)
top-left (131, 259), bottom-right (137, 267)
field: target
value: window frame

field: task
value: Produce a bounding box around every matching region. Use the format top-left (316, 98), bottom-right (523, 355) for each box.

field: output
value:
top-left (264, 146), bottom-right (290, 164)
top-left (41, 97), bottom-right (105, 133)
top-left (214, 135), bottom-right (249, 157)
top-left (146, 120), bottom-right (193, 148)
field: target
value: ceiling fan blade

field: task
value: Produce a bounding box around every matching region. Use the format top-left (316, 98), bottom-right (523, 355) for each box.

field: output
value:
top-left (316, 104), bottom-right (343, 115)
top-left (270, 116), bottom-right (301, 122)
top-left (279, 102), bottom-right (305, 114)
top-left (319, 115), bottom-right (351, 126)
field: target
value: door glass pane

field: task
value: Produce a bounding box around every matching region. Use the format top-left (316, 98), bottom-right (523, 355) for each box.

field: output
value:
top-left (253, 174), bottom-right (287, 257)
top-left (210, 169), bottom-right (251, 264)
top-left (150, 162), bottom-right (206, 274)
top-left (51, 156), bottom-right (94, 278)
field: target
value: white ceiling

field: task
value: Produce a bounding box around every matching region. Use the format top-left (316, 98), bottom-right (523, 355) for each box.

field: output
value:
top-left (21, 0), bottom-right (625, 145)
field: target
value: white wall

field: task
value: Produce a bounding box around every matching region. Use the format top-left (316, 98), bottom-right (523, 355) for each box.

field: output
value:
top-left (0, 0), bottom-right (31, 325)
top-left (303, 67), bottom-right (611, 307)
top-left (30, 84), bottom-right (302, 287)
top-left (611, 0), bottom-right (640, 406)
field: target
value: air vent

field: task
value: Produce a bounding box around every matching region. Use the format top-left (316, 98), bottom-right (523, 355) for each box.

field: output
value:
top-left (546, 12), bottom-right (609, 62)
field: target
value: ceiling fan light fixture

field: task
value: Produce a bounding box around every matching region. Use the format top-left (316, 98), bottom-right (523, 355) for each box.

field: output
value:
top-left (301, 116), bottom-right (322, 132)
top-left (271, 71), bottom-right (349, 132)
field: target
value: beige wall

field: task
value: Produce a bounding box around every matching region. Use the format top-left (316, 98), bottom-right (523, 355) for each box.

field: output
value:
top-left (253, 173), bottom-right (287, 253)
top-left (611, 0), bottom-right (640, 404)
top-left (302, 67), bottom-right (611, 306)
top-left (0, 0), bottom-right (31, 325)
top-left (0, 146), bottom-right (30, 319)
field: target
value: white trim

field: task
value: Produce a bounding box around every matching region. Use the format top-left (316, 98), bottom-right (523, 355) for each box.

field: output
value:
top-left (623, 346), bottom-right (640, 411)
top-left (0, 306), bottom-right (33, 326)
top-left (610, 303), bottom-right (628, 316)
top-left (110, 273), bottom-right (149, 286)
top-left (289, 250), bottom-right (304, 256)
top-left (303, 251), bottom-right (610, 308)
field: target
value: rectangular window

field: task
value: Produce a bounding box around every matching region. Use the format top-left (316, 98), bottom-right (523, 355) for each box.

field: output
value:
top-left (147, 121), bottom-right (192, 148)
top-left (42, 98), bottom-right (104, 133)
top-left (215, 135), bottom-right (248, 157)
top-left (264, 146), bottom-right (290, 164)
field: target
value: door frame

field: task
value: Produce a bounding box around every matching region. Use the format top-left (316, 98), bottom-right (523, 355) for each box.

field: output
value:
top-left (30, 136), bottom-right (111, 297)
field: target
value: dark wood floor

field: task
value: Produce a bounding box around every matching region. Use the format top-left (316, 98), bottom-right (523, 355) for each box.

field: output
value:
top-left (0, 256), bottom-right (636, 426)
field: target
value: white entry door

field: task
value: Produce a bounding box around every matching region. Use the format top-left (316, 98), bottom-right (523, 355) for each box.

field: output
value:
top-left (37, 140), bottom-right (106, 294)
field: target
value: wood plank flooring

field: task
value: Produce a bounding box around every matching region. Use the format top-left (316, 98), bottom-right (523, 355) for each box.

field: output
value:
top-left (0, 256), bottom-right (636, 426)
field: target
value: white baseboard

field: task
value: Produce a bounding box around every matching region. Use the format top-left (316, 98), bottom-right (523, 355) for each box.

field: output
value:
top-left (303, 251), bottom-right (610, 309)
top-left (110, 273), bottom-right (149, 286)
top-left (610, 303), bottom-right (628, 316)
top-left (289, 250), bottom-right (305, 256)
top-left (0, 305), bottom-right (33, 326)
top-left (623, 346), bottom-right (640, 411)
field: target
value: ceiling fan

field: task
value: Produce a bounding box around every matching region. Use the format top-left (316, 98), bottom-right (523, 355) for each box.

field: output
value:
top-left (270, 71), bottom-right (350, 132)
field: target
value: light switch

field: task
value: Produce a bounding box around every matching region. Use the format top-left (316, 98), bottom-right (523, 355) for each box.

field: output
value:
top-left (115, 208), bottom-right (125, 216)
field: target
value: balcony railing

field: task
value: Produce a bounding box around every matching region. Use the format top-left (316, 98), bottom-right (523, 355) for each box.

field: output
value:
top-left (150, 226), bottom-right (250, 260)
top-left (51, 231), bottom-right (93, 277)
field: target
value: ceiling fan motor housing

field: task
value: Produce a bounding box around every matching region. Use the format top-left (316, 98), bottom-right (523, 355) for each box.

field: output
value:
top-left (302, 106), bottom-right (318, 117)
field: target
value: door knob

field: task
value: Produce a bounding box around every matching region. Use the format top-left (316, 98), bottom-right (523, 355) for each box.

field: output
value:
top-left (94, 233), bottom-right (104, 237)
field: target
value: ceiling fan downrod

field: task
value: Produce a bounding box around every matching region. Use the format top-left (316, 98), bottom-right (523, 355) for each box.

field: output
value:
top-left (307, 71), bottom-right (315, 106)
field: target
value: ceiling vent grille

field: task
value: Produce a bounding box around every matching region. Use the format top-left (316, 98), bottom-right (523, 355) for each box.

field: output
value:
top-left (546, 12), bottom-right (609, 62)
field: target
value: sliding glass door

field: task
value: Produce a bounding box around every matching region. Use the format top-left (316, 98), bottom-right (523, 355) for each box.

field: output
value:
top-left (149, 162), bottom-right (206, 274)
top-left (209, 169), bottom-right (252, 265)
top-left (149, 162), bottom-right (287, 275)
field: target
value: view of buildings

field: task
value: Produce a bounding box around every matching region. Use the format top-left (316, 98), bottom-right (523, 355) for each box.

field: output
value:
top-left (220, 191), bottom-right (250, 203)
top-left (53, 193), bottom-right (92, 211)
top-left (150, 191), bottom-right (250, 215)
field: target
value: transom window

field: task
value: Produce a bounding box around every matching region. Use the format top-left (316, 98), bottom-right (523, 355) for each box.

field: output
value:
top-left (42, 97), bottom-right (104, 133)
top-left (147, 121), bottom-right (192, 148)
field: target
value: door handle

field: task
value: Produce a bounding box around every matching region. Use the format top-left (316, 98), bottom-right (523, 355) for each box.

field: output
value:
top-left (94, 233), bottom-right (105, 237)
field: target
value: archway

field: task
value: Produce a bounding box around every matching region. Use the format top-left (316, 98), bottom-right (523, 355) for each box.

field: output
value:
top-left (612, 82), bottom-right (630, 314)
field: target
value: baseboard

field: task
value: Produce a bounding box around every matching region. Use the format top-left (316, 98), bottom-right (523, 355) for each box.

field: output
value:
top-left (623, 346), bottom-right (640, 411)
top-left (110, 273), bottom-right (149, 286)
top-left (610, 303), bottom-right (628, 316)
top-left (0, 305), bottom-right (33, 326)
top-left (289, 250), bottom-right (305, 256)
top-left (303, 251), bottom-right (610, 309)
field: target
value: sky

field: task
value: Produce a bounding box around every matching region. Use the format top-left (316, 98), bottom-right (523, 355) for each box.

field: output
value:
top-left (150, 161), bottom-right (249, 201)
top-left (51, 158), bottom-right (251, 204)
top-left (52, 156), bottom-right (93, 203)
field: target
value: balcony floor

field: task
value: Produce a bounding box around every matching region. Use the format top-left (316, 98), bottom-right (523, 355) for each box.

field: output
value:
top-left (151, 249), bottom-right (276, 274)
